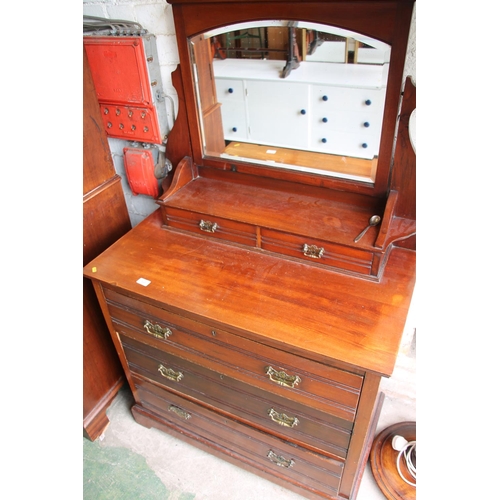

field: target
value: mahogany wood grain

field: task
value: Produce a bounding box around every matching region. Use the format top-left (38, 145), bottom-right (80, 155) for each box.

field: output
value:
top-left (120, 334), bottom-right (352, 458)
top-left (339, 372), bottom-right (382, 498)
top-left (83, 47), bottom-right (131, 440)
top-left (131, 402), bottom-right (340, 500)
top-left (391, 77), bottom-right (416, 222)
top-left (164, 68), bottom-right (193, 169)
top-left (159, 161), bottom-right (386, 246)
top-left (83, 2), bottom-right (416, 496)
top-left (84, 209), bottom-right (415, 378)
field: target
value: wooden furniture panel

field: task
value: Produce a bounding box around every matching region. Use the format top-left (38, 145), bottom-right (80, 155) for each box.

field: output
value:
top-left (83, 1), bottom-right (415, 497)
top-left (83, 47), bottom-right (131, 441)
top-left (132, 377), bottom-right (345, 498)
top-left (163, 206), bottom-right (257, 246)
top-left (157, 161), bottom-right (405, 279)
top-left (104, 288), bottom-right (363, 420)
top-left (120, 333), bottom-right (352, 459)
top-left (84, 206), bottom-right (415, 498)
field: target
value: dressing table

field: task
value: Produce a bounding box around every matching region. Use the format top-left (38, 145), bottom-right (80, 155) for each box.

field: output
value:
top-left (83, 1), bottom-right (416, 498)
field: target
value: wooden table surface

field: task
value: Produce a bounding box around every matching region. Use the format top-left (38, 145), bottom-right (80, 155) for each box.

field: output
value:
top-left (84, 209), bottom-right (416, 377)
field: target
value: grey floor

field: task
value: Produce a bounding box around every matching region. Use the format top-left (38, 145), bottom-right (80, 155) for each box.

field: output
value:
top-left (84, 335), bottom-right (416, 500)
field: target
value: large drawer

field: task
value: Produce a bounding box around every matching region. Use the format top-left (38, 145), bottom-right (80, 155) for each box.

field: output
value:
top-left (161, 206), bottom-right (257, 246)
top-left (122, 334), bottom-right (352, 459)
top-left (104, 287), bottom-right (363, 423)
top-left (132, 375), bottom-right (345, 498)
top-left (261, 228), bottom-right (374, 275)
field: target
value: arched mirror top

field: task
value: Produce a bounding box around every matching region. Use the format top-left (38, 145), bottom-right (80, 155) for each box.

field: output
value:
top-left (169, 0), bottom-right (414, 196)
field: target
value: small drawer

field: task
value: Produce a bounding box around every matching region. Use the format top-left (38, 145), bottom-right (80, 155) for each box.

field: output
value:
top-left (310, 86), bottom-right (385, 114)
top-left (104, 287), bottom-right (364, 423)
top-left (215, 78), bottom-right (245, 102)
top-left (123, 335), bottom-right (351, 459)
top-left (311, 129), bottom-right (382, 160)
top-left (162, 206), bottom-right (257, 247)
top-left (132, 375), bottom-right (344, 498)
top-left (261, 228), bottom-right (374, 275)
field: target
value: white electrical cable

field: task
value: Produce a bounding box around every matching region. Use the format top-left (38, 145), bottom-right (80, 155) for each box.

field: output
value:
top-left (395, 440), bottom-right (416, 487)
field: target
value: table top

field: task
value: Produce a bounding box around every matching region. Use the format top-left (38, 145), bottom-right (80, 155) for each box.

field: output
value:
top-left (84, 209), bottom-right (416, 377)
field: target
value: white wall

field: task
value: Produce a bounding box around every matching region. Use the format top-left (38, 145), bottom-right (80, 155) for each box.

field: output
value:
top-left (83, 0), bottom-right (417, 227)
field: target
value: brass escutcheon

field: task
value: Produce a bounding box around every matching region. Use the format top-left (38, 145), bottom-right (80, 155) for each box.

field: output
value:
top-left (265, 366), bottom-right (301, 389)
top-left (199, 220), bottom-right (218, 233)
top-left (144, 320), bottom-right (172, 339)
top-left (158, 364), bottom-right (183, 382)
top-left (268, 408), bottom-right (299, 428)
top-left (267, 450), bottom-right (295, 469)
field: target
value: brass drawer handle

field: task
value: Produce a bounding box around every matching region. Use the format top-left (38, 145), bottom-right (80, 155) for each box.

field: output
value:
top-left (199, 220), bottom-right (218, 233)
top-left (144, 320), bottom-right (172, 340)
top-left (169, 405), bottom-right (191, 420)
top-left (268, 408), bottom-right (299, 428)
top-left (267, 450), bottom-right (295, 469)
top-left (158, 364), bottom-right (183, 382)
top-left (265, 366), bottom-right (301, 389)
top-left (302, 243), bottom-right (324, 259)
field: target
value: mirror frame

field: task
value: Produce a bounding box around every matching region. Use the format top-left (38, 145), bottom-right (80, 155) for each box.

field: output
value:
top-left (167, 0), bottom-right (415, 198)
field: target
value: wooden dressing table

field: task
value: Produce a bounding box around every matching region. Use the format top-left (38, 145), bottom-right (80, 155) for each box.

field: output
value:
top-left (84, 1), bottom-right (416, 498)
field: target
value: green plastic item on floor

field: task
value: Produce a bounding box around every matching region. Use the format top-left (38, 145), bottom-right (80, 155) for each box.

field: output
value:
top-left (83, 438), bottom-right (195, 500)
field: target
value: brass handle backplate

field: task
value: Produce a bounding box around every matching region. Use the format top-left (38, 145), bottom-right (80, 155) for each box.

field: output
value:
top-left (302, 243), bottom-right (324, 259)
top-left (158, 364), bottom-right (183, 382)
top-left (199, 220), bottom-right (218, 233)
top-left (265, 366), bottom-right (301, 389)
top-left (268, 408), bottom-right (299, 428)
top-left (144, 320), bottom-right (172, 340)
top-left (169, 405), bottom-right (191, 420)
top-left (267, 450), bottom-right (295, 469)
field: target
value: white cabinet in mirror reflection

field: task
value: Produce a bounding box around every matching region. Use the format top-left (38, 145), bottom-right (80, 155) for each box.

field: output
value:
top-left (214, 59), bottom-right (388, 160)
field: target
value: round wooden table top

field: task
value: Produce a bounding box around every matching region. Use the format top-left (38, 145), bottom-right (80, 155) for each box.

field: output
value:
top-left (369, 421), bottom-right (416, 500)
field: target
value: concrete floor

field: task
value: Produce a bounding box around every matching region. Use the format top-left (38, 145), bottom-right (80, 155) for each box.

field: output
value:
top-left (83, 336), bottom-right (415, 500)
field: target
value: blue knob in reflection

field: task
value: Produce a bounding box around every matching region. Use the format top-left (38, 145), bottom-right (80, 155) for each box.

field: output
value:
top-left (365, 99), bottom-right (372, 105)
top-left (228, 88), bottom-right (234, 93)
top-left (322, 117), bottom-right (328, 123)
top-left (321, 138), bottom-right (327, 143)
top-left (364, 122), bottom-right (370, 127)
top-left (232, 127), bottom-right (237, 132)
top-left (322, 95), bottom-right (328, 101)
top-left (300, 109), bottom-right (306, 115)
top-left (362, 143), bottom-right (368, 148)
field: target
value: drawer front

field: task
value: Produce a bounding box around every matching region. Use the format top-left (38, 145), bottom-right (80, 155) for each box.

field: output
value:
top-left (132, 375), bottom-right (344, 498)
top-left (309, 129), bottom-right (381, 159)
top-left (310, 86), bottom-right (385, 115)
top-left (220, 100), bottom-right (248, 141)
top-left (122, 334), bottom-right (352, 459)
top-left (311, 108), bottom-right (382, 135)
top-left (162, 206), bottom-right (257, 246)
top-left (104, 288), bottom-right (363, 423)
top-left (215, 78), bottom-right (245, 103)
top-left (261, 228), bottom-right (374, 275)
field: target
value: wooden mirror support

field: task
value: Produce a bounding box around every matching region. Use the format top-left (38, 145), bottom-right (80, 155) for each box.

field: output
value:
top-left (161, 0), bottom-right (415, 281)
top-left (84, 1), bottom-right (416, 499)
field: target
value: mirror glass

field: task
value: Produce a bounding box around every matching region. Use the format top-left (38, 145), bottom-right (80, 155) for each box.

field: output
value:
top-left (190, 21), bottom-right (391, 183)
